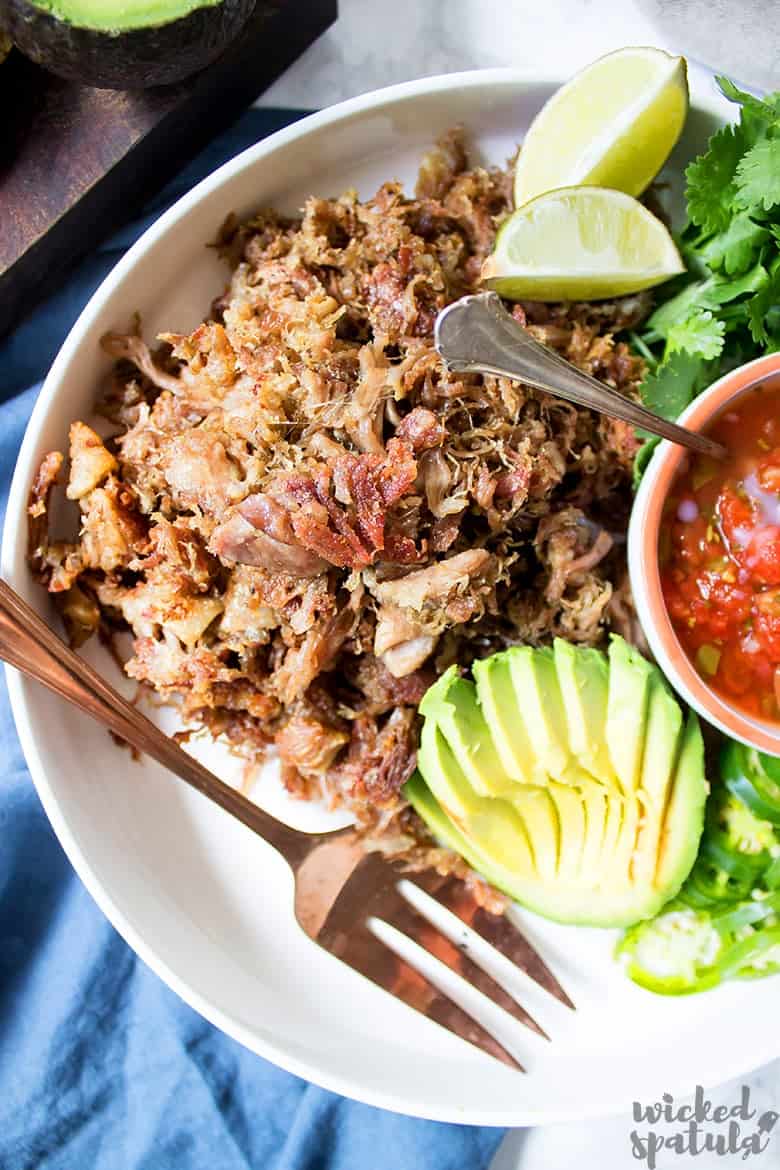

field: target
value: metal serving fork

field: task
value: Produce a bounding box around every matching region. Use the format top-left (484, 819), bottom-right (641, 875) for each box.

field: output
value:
top-left (436, 291), bottom-right (727, 461)
top-left (0, 577), bottom-right (573, 1070)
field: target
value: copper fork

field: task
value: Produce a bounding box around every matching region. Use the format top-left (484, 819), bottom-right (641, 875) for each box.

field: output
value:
top-left (0, 577), bottom-right (574, 1070)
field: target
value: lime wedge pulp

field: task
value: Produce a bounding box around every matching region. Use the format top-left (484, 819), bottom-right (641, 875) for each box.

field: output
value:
top-left (481, 186), bottom-right (684, 302)
top-left (514, 47), bottom-right (689, 208)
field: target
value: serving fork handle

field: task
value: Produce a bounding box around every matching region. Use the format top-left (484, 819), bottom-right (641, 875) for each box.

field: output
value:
top-left (0, 578), bottom-right (576, 1067)
top-left (435, 291), bottom-right (727, 461)
top-left (0, 579), bottom-right (341, 866)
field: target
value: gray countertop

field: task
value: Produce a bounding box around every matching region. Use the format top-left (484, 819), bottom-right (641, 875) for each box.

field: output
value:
top-left (258, 0), bottom-right (777, 109)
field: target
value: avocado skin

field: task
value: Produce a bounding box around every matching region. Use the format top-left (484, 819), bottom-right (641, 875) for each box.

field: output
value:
top-left (0, 0), bottom-right (256, 88)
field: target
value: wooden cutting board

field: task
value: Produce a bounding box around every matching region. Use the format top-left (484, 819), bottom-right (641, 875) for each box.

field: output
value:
top-left (0, 0), bottom-right (337, 337)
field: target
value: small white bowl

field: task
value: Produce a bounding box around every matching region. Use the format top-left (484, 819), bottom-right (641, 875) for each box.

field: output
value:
top-left (629, 352), bottom-right (780, 756)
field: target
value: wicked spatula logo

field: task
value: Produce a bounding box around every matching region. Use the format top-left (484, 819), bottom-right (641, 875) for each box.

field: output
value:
top-left (631, 1086), bottom-right (778, 1166)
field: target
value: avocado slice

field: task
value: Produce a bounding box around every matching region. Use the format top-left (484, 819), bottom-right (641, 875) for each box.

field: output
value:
top-left (547, 782), bottom-right (586, 882)
top-left (553, 775), bottom-right (617, 885)
top-left (632, 674), bottom-right (684, 887)
top-left (405, 771), bottom-right (560, 908)
top-left (511, 786), bottom-right (559, 881)
top-left (602, 793), bottom-right (641, 896)
top-left (408, 772), bottom-right (674, 926)
top-left (421, 668), bottom-right (562, 873)
top-left (420, 667), bottom-right (516, 799)
top-left (417, 717), bottom-right (536, 871)
top-left (554, 639), bottom-right (615, 784)
top-left (599, 784), bottom-right (626, 881)
top-left (606, 635), bottom-right (653, 792)
top-left (578, 782), bottom-right (609, 885)
top-left (506, 645), bottom-right (572, 782)
top-left (409, 637), bottom-right (708, 928)
top-left (405, 770), bottom-right (484, 866)
top-left (473, 653), bottom-right (538, 784)
top-left (655, 712), bottom-right (709, 895)
top-left (0, 0), bottom-right (254, 87)
top-left (417, 711), bottom-right (484, 826)
top-left (640, 674), bottom-right (683, 807)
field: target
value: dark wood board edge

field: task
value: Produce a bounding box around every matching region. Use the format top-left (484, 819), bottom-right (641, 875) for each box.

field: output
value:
top-left (0, 0), bottom-right (337, 337)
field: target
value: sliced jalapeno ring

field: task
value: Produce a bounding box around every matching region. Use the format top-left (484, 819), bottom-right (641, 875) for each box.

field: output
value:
top-left (718, 925), bottom-right (780, 980)
top-left (746, 758), bottom-right (780, 815)
top-left (763, 855), bottom-right (780, 890)
top-left (724, 771), bottom-right (780, 827)
top-left (712, 893), bottom-right (780, 935)
top-left (686, 857), bottom-right (755, 904)
top-left (701, 834), bottom-right (767, 882)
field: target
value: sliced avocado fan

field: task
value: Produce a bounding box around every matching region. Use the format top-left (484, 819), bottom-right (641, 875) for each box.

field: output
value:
top-left (407, 636), bottom-right (708, 928)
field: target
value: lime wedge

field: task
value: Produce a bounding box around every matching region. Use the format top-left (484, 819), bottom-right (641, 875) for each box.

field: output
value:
top-left (514, 47), bottom-right (688, 207)
top-left (481, 186), bottom-right (684, 302)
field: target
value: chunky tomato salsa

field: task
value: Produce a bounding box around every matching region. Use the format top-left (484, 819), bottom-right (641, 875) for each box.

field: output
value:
top-left (661, 380), bottom-right (780, 722)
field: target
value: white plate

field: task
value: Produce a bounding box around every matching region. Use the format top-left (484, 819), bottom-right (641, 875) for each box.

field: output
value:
top-left (4, 68), bottom-right (777, 1127)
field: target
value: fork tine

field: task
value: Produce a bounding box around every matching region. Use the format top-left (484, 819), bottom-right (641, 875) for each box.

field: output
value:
top-left (324, 915), bottom-right (524, 1070)
top-left (409, 872), bottom-right (576, 1011)
top-left (369, 917), bottom-right (527, 1071)
top-left (385, 884), bottom-right (549, 1040)
top-left (314, 854), bottom-right (524, 1070)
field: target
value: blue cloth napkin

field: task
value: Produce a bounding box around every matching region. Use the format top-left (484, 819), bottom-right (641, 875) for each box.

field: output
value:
top-left (0, 108), bottom-right (507, 1170)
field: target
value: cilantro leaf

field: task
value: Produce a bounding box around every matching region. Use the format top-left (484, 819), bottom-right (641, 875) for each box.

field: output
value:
top-left (646, 278), bottom-right (715, 338)
top-left (746, 262), bottom-right (780, 344)
top-left (702, 260), bottom-right (768, 307)
top-left (633, 436), bottom-right (659, 488)
top-left (630, 75), bottom-right (780, 488)
top-left (632, 349), bottom-right (711, 485)
top-left (645, 264), bottom-right (768, 346)
top-left (686, 80), bottom-right (780, 234)
top-left (666, 312), bottom-right (725, 360)
top-left (685, 123), bottom-right (746, 234)
top-left (700, 210), bottom-right (769, 275)
top-left (748, 294), bottom-right (770, 344)
top-left (735, 139), bottom-right (780, 212)
top-left (637, 350), bottom-right (713, 422)
top-left (715, 77), bottom-right (780, 122)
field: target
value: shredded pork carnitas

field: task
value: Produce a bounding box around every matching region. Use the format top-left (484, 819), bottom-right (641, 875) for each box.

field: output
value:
top-left (29, 130), bottom-right (647, 866)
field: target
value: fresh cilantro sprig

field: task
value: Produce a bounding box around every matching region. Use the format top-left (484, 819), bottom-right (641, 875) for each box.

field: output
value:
top-left (632, 77), bottom-right (780, 484)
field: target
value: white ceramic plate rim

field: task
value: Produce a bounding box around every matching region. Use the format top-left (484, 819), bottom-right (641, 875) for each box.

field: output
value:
top-left (6, 67), bottom-right (775, 1127)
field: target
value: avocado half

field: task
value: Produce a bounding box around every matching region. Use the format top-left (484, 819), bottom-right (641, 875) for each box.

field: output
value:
top-left (406, 637), bottom-right (709, 929)
top-left (0, 0), bottom-right (255, 87)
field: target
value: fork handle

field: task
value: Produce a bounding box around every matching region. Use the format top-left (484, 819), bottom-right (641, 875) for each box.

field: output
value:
top-left (0, 579), bottom-right (321, 862)
top-left (435, 292), bottom-right (727, 461)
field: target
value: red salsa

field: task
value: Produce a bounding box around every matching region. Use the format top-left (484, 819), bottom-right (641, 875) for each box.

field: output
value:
top-left (661, 381), bottom-right (780, 722)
